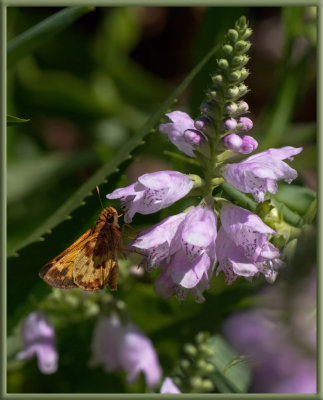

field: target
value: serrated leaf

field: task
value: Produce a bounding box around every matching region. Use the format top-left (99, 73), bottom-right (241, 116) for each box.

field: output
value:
top-left (207, 334), bottom-right (251, 393)
top-left (7, 6), bottom-right (95, 67)
top-left (7, 115), bottom-right (30, 126)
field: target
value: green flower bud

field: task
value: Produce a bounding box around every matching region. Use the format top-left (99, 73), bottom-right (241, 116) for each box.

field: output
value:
top-left (198, 343), bottom-right (215, 357)
top-left (184, 343), bottom-right (198, 357)
top-left (239, 67), bottom-right (249, 80)
top-left (238, 83), bottom-right (248, 94)
top-left (232, 54), bottom-right (249, 67)
top-left (201, 379), bottom-right (214, 392)
top-left (227, 86), bottom-right (239, 98)
top-left (241, 27), bottom-right (252, 40)
top-left (228, 70), bottom-right (241, 81)
top-left (235, 40), bottom-right (251, 54)
top-left (227, 29), bottom-right (239, 42)
top-left (190, 376), bottom-right (203, 390)
top-left (235, 16), bottom-right (247, 31)
top-left (179, 358), bottom-right (191, 371)
top-left (195, 331), bottom-right (210, 344)
top-left (172, 376), bottom-right (182, 388)
top-left (223, 44), bottom-right (233, 55)
top-left (212, 74), bottom-right (224, 86)
top-left (217, 58), bottom-right (229, 70)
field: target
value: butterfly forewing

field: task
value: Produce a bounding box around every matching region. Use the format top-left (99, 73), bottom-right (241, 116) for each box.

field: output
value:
top-left (39, 207), bottom-right (122, 291)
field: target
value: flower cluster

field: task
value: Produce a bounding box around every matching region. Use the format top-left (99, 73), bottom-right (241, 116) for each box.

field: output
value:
top-left (106, 16), bottom-right (302, 302)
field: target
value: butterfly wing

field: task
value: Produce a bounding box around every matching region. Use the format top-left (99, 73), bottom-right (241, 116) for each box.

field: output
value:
top-left (72, 236), bottom-right (119, 291)
top-left (39, 229), bottom-right (92, 289)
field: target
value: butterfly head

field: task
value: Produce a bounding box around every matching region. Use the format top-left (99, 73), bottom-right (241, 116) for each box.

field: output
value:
top-left (99, 207), bottom-right (119, 225)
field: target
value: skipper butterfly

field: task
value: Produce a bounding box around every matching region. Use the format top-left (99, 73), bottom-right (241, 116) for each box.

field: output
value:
top-left (39, 207), bottom-right (121, 291)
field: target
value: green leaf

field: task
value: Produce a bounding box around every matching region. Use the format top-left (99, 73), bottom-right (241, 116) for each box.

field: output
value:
top-left (207, 334), bottom-right (251, 393)
top-left (272, 183), bottom-right (316, 215)
top-left (7, 114), bottom-right (30, 126)
top-left (7, 7), bottom-right (95, 67)
top-left (302, 198), bottom-right (317, 224)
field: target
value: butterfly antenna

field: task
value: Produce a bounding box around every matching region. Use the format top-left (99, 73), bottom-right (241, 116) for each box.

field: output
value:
top-left (96, 185), bottom-right (104, 210)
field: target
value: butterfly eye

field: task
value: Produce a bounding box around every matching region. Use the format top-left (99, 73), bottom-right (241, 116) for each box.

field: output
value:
top-left (106, 216), bottom-right (115, 224)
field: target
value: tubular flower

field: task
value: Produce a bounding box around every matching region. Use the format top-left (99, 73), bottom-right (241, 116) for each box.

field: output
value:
top-left (216, 204), bottom-right (283, 284)
top-left (159, 111), bottom-right (205, 157)
top-left (132, 206), bottom-right (217, 302)
top-left (106, 171), bottom-right (193, 223)
top-left (90, 314), bottom-right (162, 388)
top-left (222, 146), bottom-right (303, 202)
top-left (17, 311), bottom-right (58, 374)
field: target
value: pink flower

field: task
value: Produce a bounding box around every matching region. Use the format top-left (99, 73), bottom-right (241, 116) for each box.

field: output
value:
top-left (90, 314), bottom-right (162, 388)
top-left (131, 206), bottom-right (217, 302)
top-left (223, 146), bottom-right (303, 202)
top-left (17, 311), bottom-right (58, 374)
top-left (216, 204), bottom-right (283, 284)
top-left (159, 111), bottom-right (204, 157)
top-left (106, 171), bottom-right (193, 223)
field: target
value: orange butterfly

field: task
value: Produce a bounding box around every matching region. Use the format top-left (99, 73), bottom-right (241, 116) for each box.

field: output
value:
top-left (39, 207), bottom-right (122, 291)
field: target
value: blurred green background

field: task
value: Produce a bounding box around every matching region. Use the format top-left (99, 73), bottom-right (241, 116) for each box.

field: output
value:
top-left (7, 6), bottom-right (316, 394)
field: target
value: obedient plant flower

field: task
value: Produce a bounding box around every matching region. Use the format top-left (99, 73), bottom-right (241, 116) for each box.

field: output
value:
top-left (90, 314), bottom-right (162, 388)
top-left (131, 206), bottom-right (217, 302)
top-left (106, 171), bottom-right (193, 223)
top-left (223, 146), bottom-right (303, 202)
top-left (17, 311), bottom-right (58, 374)
top-left (160, 377), bottom-right (181, 393)
top-left (159, 111), bottom-right (205, 157)
top-left (216, 204), bottom-right (283, 284)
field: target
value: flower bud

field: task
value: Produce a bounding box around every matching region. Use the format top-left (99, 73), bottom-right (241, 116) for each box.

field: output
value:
top-left (238, 117), bottom-right (253, 131)
top-left (222, 44), bottom-right (233, 55)
top-left (226, 102), bottom-right (238, 114)
top-left (179, 358), bottom-right (191, 371)
top-left (184, 129), bottom-right (205, 146)
top-left (223, 118), bottom-right (238, 131)
top-left (227, 29), bottom-right (239, 42)
top-left (227, 86), bottom-right (239, 98)
top-left (232, 55), bottom-right (249, 67)
top-left (194, 116), bottom-right (212, 130)
top-left (190, 376), bottom-right (203, 390)
top-left (238, 100), bottom-right (249, 111)
top-left (223, 133), bottom-right (242, 150)
top-left (241, 27), bottom-right (252, 40)
top-left (217, 58), bottom-right (229, 70)
top-left (184, 343), bottom-right (197, 357)
top-left (239, 135), bottom-right (258, 154)
top-left (238, 83), bottom-right (248, 93)
top-left (235, 40), bottom-right (251, 54)
top-left (239, 67), bottom-right (249, 80)
top-left (228, 70), bottom-right (241, 81)
top-left (212, 74), bottom-right (224, 86)
top-left (235, 16), bottom-right (247, 31)
top-left (201, 379), bottom-right (214, 392)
